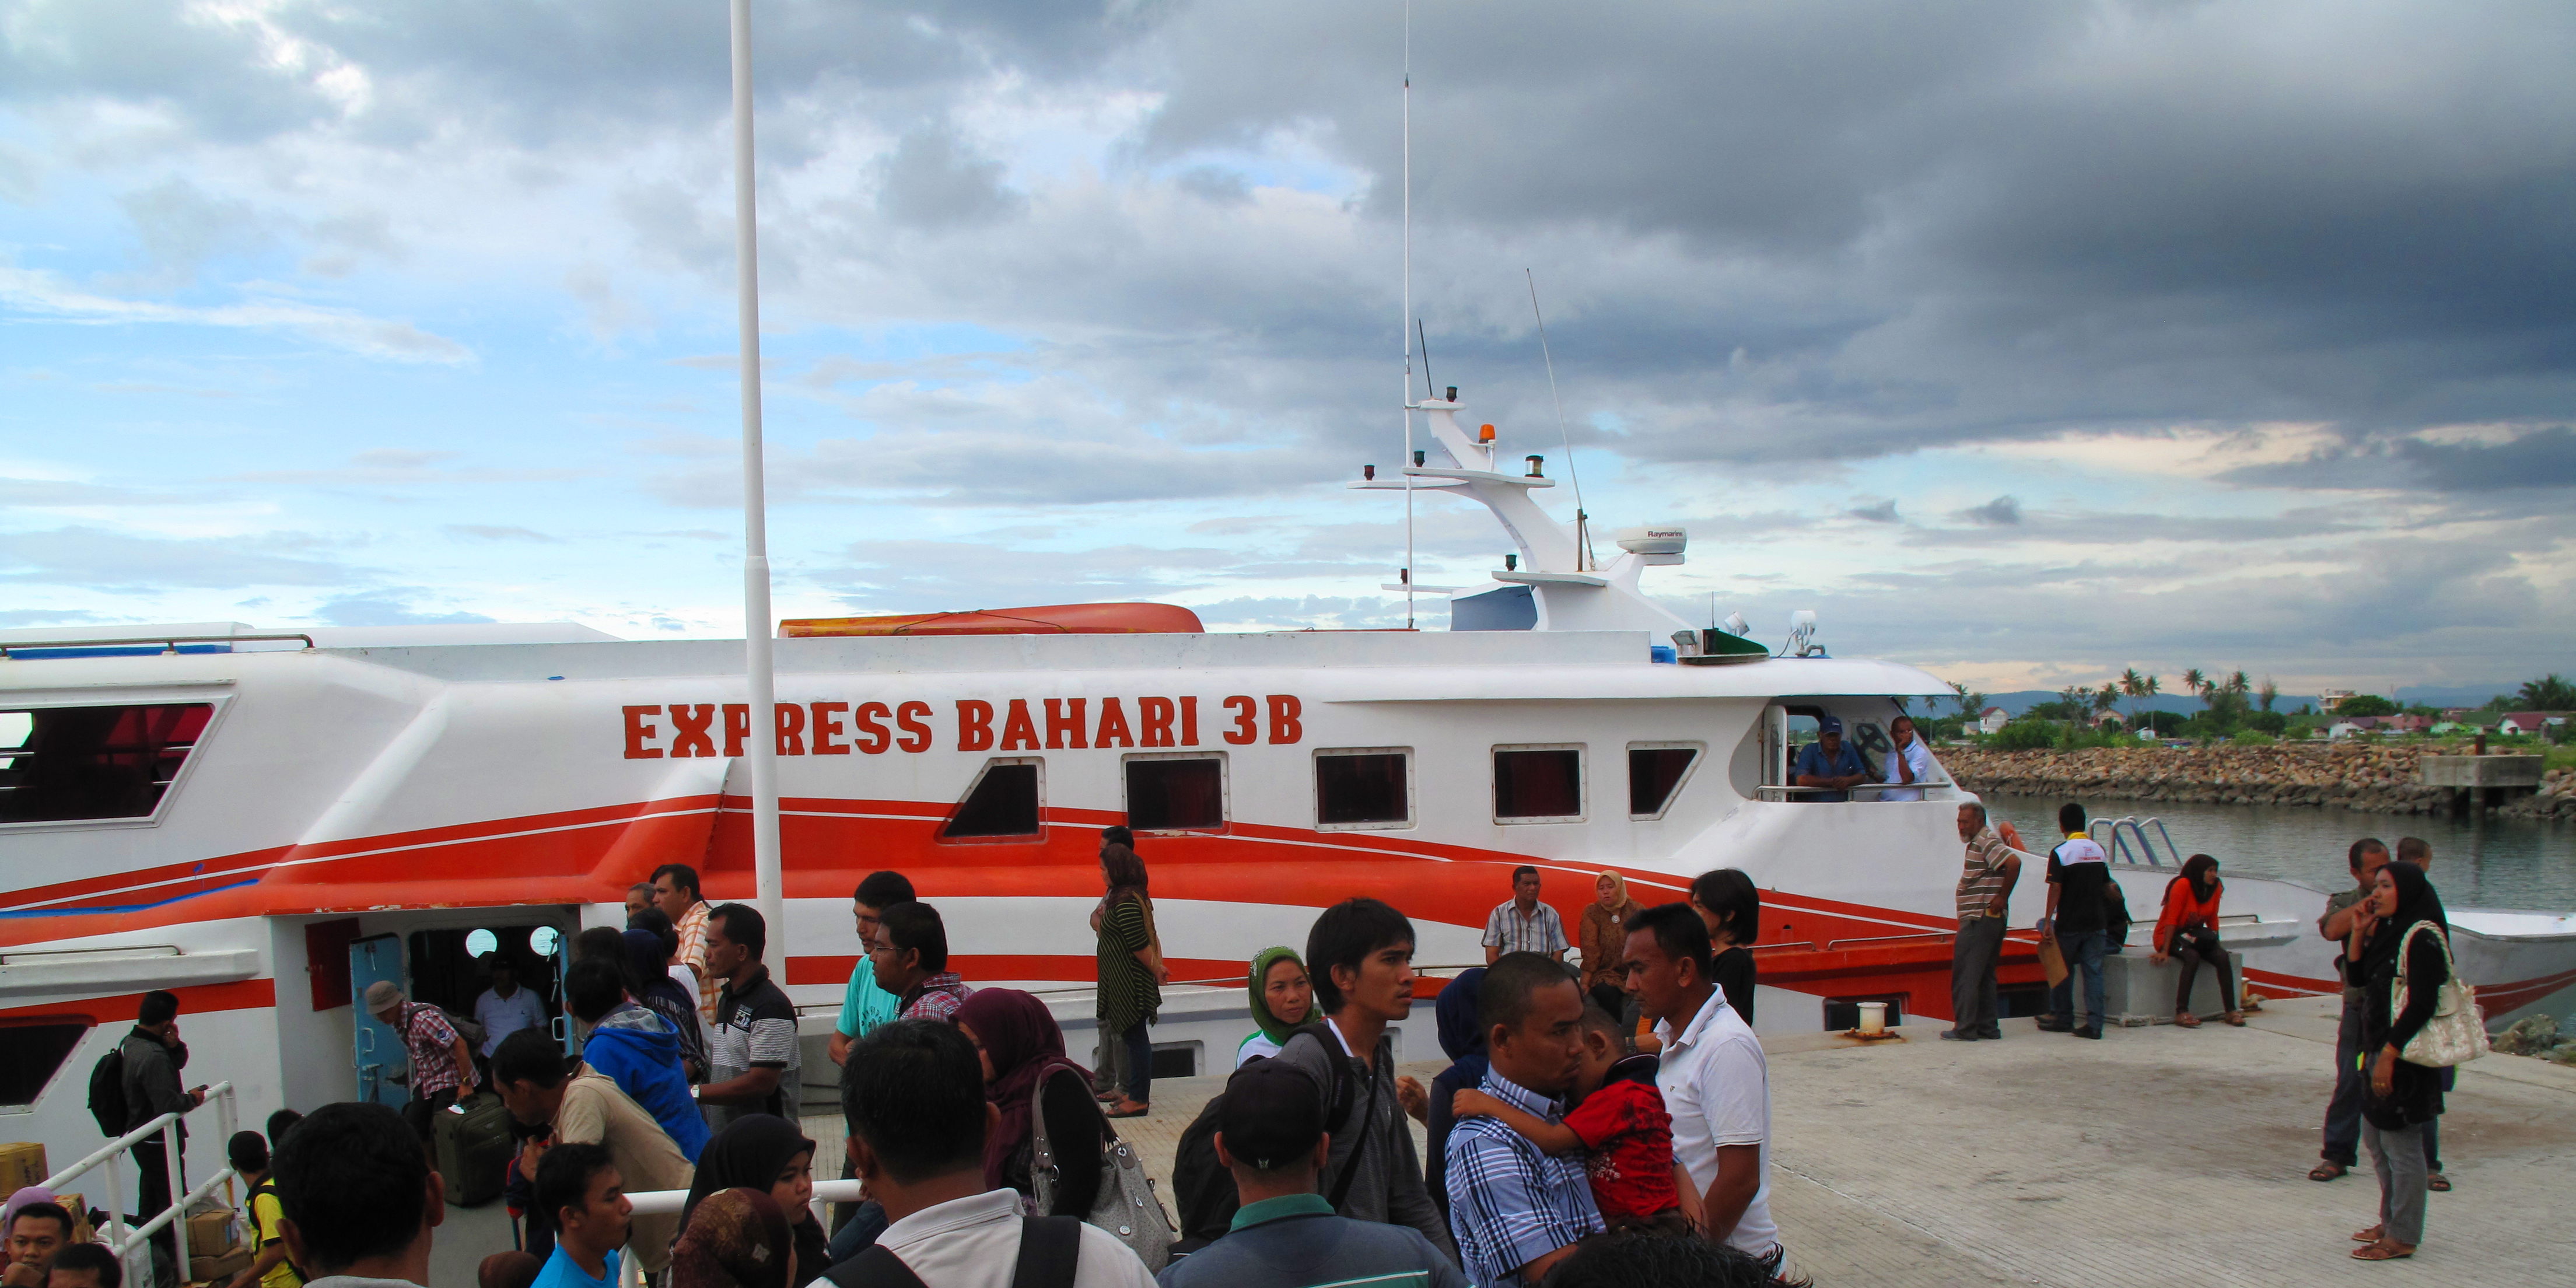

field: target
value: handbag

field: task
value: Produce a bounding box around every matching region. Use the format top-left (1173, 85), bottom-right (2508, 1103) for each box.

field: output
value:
top-left (2389, 922), bottom-right (2487, 1068)
top-left (1031, 1069), bottom-right (1176, 1270)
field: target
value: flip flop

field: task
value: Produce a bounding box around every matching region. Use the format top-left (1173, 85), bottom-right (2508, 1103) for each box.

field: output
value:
top-left (2351, 1226), bottom-right (2383, 1243)
top-left (2309, 1162), bottom-right (2347, 1182)
top-left (1105, 1098), bottom-right (1150, 1119)
top-left (2175, 1013), bottom-right (2202, 1028)
top-left (2351, 1242), bottom-right (2414, 1261)
top-left (2427, 1172), bottom-right (2451, 1192)
top-left (2223, 1012), bottom-right (2246, 1026)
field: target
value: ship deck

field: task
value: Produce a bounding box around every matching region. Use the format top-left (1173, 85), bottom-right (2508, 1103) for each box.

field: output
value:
top-left (427, 994), bottom-right (2574, 1288)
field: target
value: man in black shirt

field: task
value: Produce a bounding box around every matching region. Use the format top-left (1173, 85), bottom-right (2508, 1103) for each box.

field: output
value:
top-left (2038, 803), bottom-right (2112, 1039)
top-left (123, 990), bottom-right (206, 1288)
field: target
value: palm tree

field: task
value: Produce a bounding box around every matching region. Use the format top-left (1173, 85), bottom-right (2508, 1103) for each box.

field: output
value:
top-left (2118, 667), bottom-right (2145, 723)
top-left (2182, 667), bottom-right (2207, 699)
top-left (2094, 682), bottom-right (2120, 720)
top-left (2517, 673), bottom-right (2576, 710)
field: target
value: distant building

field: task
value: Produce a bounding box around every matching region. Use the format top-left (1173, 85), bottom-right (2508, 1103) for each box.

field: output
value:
top-left (2317, 688), bottom-right (2357, 713)
top-left (2328, 721), bottom-right (2368, 740)
top-left (1979, 706), bottom-right (2010, 734)
top-left (2091, 709), bottom-right (2125, 729)
top-left (2498, 712), bottom-right (2566, 736)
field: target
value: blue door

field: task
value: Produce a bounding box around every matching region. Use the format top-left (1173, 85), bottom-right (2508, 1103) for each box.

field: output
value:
top-left (349, 933), bottom-right (408, 1107)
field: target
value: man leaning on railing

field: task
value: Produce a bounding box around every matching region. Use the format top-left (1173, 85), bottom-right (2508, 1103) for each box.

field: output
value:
top-left (121, 991), bottom-right (207, 1288)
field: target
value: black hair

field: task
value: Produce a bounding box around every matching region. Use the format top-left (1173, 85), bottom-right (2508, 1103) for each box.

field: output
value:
top-left (1542, 1231), bottom-right (1811, 1288)
top-left (6, 1202), bottom-right (71, 1240)
top-left (1478, 951), bottom-right (1579, 1038)
top-left (1959, 801), bottom-right (1987, 825)
top-left (1304, 897), bottom-right (1415, 1014)
top-left (492, 1027), bottom-right (576, 1090)
top-left (649, 863), bottom-right (701, 900)
top-left (708, 902), bottom-right (765, 960)
top-left (2057, 802), bottom-right (2088, 834)
top-left (1099, 825), bottom-right (1134, 848)
top-left (840, 1020), bottom-right (987, 1184)
top-left (271, 1101), bottom-right (430, 1275)
top-left (1511, 864), bottom-right (1539, 882)
top-left (48, 1242), bottom-right (122, 1288)
top-left (265, 1108), bottom-right (303, 1149)
top-left (138, 989), bottom-right (178, 1028)
top-left (1577, 1003), bottom-right (1624, 1040)
top-left (564, 957), bottom-right (626, 1024)
top-left (2395, 836), bottom-right (2430, 865)
top-left (626, 906), bottom-right (678, 961)
top-left (228, 1129), bottom-right (270, 1175)
top-left (484, 953), bottom-right (514, 974)
top-left (1628, 904), bottom-right (1713, 981)
top-left (1690, 869), bottom-right (1762, 946)
top-left (877, 902), bottom-right (947, 975)
top-left (533, 1141), bottom-right (616, 1229)
top-left (2348, 837), bottom-right (2388, 870)
top-left (853, 870), bottom-right (916, 908)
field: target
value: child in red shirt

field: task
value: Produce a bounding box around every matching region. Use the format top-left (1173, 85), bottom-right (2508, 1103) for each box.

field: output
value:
top-left (1452, 1003), bottom-right (1682, 1230)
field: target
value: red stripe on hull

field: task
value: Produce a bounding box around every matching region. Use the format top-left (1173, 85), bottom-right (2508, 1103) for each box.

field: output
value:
top-left (0, 978), bottom-right (276, 1023)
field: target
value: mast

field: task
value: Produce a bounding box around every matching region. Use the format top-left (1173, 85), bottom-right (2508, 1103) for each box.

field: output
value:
top-left (1400, 0), bottom-right (1415, 629)
top-left (729, 0), bottom-right (785, 952)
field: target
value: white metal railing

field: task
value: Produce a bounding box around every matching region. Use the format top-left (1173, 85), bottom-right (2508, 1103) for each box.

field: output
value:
top-left (1756, 780), bottom-right (1958, 802)
top-left (42, 1081), bottom-right (241, 1287)
top-left (2091, 816), bottom-right (2183, 867)
top-left (0, 633), bottom-right (315, 659)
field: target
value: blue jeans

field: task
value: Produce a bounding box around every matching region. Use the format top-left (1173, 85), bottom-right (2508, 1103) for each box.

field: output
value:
top-left (2048, 929), bottom-right (2107, 1030)
top-left (1118, 1021), bottom-right (1153, 1103)
top-left (825, 1200), bottom-right (888, 1265)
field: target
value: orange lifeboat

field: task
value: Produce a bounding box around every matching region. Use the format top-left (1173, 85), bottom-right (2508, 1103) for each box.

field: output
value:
top-left (779, 601), bottom-right (1205, 638)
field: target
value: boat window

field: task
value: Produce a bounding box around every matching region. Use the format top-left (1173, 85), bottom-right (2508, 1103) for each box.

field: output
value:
top-left (0, 702), bottom-right (215, 824)
top-left (943, 758), bottom-right (1044, 839)
top-left (1315, 749), bottom-right (1410, 828)
top-left (0, 1020), bottom-right (92, 1110)
top-left (1494, 746), bottom-right (1584, 822)
top-left (1628, 744), bottom-right (1701, 819)
top-left (1126, 754), bottom-right (1226, 833)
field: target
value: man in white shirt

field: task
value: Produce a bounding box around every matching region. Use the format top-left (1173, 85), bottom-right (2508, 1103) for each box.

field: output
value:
top-left (472, 957), bottom-right (550, 1059)
top-left (1623, 905), bottom-right (1780, 1268)
top-left (819, 1019), bottom-right (1156, 1288)
top-left (1877, 715), bottom-right (1938, 803)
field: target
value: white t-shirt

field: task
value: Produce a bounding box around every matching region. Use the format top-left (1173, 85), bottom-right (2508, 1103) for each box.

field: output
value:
top-left (669, 964), bottom-right (703, 1014)
top-left (1655, 988), bottom-right (1778, 1258)
top-left (1880, 738), bottom-right (1937, 802)
top-left (811, 1188), bottom-right (1156, 1288)
top-left (1236, 1031), bottom-right (1283, 1068)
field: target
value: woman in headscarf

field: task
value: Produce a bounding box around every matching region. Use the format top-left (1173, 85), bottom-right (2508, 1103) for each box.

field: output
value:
top-left (2350, 860), bottom-right (2450, 1263)
top-left (625, 925), bottom-right (708, 1082)
top-left (1422, 966), bottom-right (1489, 1219)
top-left (671, 1188), bottom-right (796, 1288)
top-left (1690, 868), bottom-right (1762, 1024)
top-left (1089, 842), bottom-right (1162, 1119)
top-left (1234, 948), bottom-right (1312, 1068)
top-left (1579, 872), bottom-right (1644, 1019)
top-left (681, 1116), bottom-right (827, 1282)
top-left (953, 988), bottom-right (1107, 1219)
top-left (2148, 854), bottom-right (2243, 1027)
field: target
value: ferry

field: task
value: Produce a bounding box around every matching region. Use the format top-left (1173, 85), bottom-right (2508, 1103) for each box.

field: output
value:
top-left (7, 392), bottom-right (2572, 1191)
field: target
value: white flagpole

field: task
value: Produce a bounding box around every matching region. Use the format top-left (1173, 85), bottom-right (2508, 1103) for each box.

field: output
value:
top-left (730, 0), bottom-right (785, 951)
top-left (1401, 0), bottom-right (1415, 629)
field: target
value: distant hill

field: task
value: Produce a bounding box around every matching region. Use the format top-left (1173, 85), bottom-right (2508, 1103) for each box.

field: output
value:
top-left (1962, 683), bottom-right (2515, 719)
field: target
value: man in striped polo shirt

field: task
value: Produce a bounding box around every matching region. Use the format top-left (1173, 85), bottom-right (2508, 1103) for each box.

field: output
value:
top-left (1482, 867), bottom-right (1569, 965)
top-left (1944, 803), bottom-right (2029, 1041)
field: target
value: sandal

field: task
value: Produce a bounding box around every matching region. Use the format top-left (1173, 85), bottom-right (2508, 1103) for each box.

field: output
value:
top-left (2309, 1162), bottom-right (2348, 1182)
top-left (2427, 1172), bottom-right (2451, 1192)
top-left (2351, 1241), bottom-right (2414, 1261)
top-left (2175, 1013), bottom-right (2202, 1028)
top-left (2223, 1011), bottom-right (2246, 1027)
top-left (2351, 1225), bottom-right (2382, 1244)
top-left (1105, 1098), bottom-right (1150, 1119)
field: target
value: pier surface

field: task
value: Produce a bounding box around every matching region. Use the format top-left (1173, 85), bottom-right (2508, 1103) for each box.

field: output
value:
top-left (434, 994), bottom-right (2574, 1288)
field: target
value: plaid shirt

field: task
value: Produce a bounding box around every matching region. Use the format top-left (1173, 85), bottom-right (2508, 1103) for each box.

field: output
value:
top-left (394, 1002), bottom-right (464, 1099)
top-left (1445, 1069), bottom-right (1604, 1286)
top-left (673, 900), bottom-right (716, 1023)
top-left (1481, 900), bottom-right (1569, 957)
top-left (899, 973), bottom-right (974, 1023)
top-left (1957, 826), bottom-right (2029, 922)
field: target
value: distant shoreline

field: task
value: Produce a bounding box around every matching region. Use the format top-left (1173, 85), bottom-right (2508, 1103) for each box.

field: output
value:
top-left (1945, 744), bottom-right (2574, 820)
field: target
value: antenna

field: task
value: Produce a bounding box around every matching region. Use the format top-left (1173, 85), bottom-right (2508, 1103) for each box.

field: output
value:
top-left (1399, 0), bottom-right (1415, 629)
top-left (1417, 318), bottom-right (1434, 401)
top-left (1526, 269), bottom-right (1589, 570)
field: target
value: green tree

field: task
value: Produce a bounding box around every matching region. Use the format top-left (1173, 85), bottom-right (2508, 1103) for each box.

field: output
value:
top-left (2516, 673), bottom-right (2576, 710)
top-left (2257, 676), bottom-right (2278, 712)
top-left (2182, 667), bottom-right (2207, 698)
top-left (2337, 694), bottom-right (2398, 718)
top-left (2094, 683), bottom-right (2120, 717)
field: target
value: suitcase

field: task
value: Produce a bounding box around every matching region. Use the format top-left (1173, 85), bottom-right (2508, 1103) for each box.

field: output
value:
top-left (435, 1091), bottom-right (515, 1208)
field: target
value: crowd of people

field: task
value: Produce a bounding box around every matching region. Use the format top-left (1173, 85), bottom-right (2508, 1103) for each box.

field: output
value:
top-left (10, 800), bottom-right (2488, 1288)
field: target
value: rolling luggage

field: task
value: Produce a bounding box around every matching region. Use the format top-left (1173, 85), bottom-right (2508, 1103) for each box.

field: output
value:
top-left (435, 1091), bottom-right (515, 1207)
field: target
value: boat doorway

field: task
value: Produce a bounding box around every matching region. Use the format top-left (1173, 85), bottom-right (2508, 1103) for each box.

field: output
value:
top-left (346, 918), bottom-right (575, 1108)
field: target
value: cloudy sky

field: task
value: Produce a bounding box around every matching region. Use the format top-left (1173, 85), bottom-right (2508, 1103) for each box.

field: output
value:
top-left (4, 0), bottom-right (2572, 694)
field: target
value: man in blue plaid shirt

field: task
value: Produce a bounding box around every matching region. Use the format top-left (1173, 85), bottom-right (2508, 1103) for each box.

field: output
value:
top-left (1444, 953), bottom-right (1602, 1286)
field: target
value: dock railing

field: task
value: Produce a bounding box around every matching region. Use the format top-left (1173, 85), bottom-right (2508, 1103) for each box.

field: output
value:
top-left (2091, 816), bottom-right (2182, 867)
top-left (41, 1080), bottom-right (242, 1288)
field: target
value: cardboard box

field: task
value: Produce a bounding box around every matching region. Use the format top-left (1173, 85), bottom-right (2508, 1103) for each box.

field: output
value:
top-left (55, 1190), bottom-right (94, 1243)
top-left (185, 1210), bottom-right (241, 1256)
top-left (188, 1242), bottom-right (253, 1285)
top-left (0, 1142), bottom-right (47, 1199)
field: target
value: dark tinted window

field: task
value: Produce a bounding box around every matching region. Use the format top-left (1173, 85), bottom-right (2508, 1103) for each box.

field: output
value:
top-left (1317, 752), bottom-right (1409, 825)
top-left (942, 761), bottom-right (1041, 839)
top-left (0, 1021), bottom-right (90, 1108)
top-left (1127, 758), bottom-right (1224, 832)
top-left (0, 704), bottom-right (213, 824)
top-left (1629, 747), bottom-right (1699, 817)
top-left (1494, 748), bottom-right (1582, 820)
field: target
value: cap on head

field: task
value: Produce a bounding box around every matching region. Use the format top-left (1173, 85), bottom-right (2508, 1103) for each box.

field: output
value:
top-left (363, 980), bottom-right (404, 1013)
top-left (1217, 1060), bottom-right (1325, 1172)
top-left (1817, 715), bottom-right (1844, 735)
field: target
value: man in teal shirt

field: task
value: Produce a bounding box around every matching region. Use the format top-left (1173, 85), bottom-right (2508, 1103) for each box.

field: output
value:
top-left (1160, 1060), bottom-right (1465, 1288)
top-left (830, 870), bottom-right (915, 1065)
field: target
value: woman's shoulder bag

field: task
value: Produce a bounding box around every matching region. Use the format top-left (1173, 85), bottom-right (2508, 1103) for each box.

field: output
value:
top-left (2390, 922), bottom-right (2487, 1068)
top-left (1031, 1066), bottom-right (1175, 1271)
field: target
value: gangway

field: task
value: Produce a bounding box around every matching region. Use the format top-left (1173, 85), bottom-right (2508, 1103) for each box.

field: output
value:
top-left (2090, 815), bottom-right (2183, 868)
top-left (39, 1082), bottom-right (243, 1288)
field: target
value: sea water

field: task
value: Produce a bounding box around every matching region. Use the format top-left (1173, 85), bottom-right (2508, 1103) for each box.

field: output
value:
top-left (1983, 798), bottom-right (2576, 912)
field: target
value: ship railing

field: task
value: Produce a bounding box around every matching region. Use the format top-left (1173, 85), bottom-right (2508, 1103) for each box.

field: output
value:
top-left (40, 1080), bottom-right (242, 1288)
top-left (1754, 782), bottom-right (1959, 802)
top-left (2091, 816), bottom-right (2183, 868)
top-left (0, 632), bottom-right (316, 659)
top-left (1013, 963), bottom-right (1492, 999)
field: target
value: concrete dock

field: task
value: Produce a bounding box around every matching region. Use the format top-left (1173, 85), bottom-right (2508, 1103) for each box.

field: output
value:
top-left (433, 993), bottom-right (2574, 1287)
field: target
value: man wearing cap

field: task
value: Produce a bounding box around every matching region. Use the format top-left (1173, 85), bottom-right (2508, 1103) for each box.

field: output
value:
top-left (1791, 717), bottom-right (1869, 802)
top-left (1157, 1060), bottom-right (1466, 1288)
top-left (366, 979), bottom-right (478, 1149)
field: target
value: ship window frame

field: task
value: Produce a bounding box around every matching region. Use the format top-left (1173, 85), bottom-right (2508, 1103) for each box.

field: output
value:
top-left (1122, 751), bottom-right (1230, 835)
top-left (0, 690), bottom-right (233, 834)
top-left (0, 1016), bottom-right (95, 1114)
top-left (1312, 747), bottom-right (1413, 831)
top-left (938, 757), bottom-right (1046, 843)
top-left (1626, 741), bottom-right (1705, 821)
top-left (1492, 743), bottom-right (1586, 824)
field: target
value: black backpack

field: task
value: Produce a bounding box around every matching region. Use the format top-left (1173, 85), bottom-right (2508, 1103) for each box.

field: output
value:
top-left (1171, 1024), bottom-right (1368, 1245)
top-left (2103, 881), bottom-right (2133, 955)
top-left (88, 1044), bottom-right (129, 1136)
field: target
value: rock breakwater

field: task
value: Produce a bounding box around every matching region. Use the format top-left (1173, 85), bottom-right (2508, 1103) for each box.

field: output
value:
top-left (1943, 744), bottom-right (2575, 819)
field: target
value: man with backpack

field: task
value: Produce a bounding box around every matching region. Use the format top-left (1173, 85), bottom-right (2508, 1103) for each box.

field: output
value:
top-left (98, 991), bottom-right (204, 1288)
top-left (2038, 803), bottom-right (2114, 1040)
